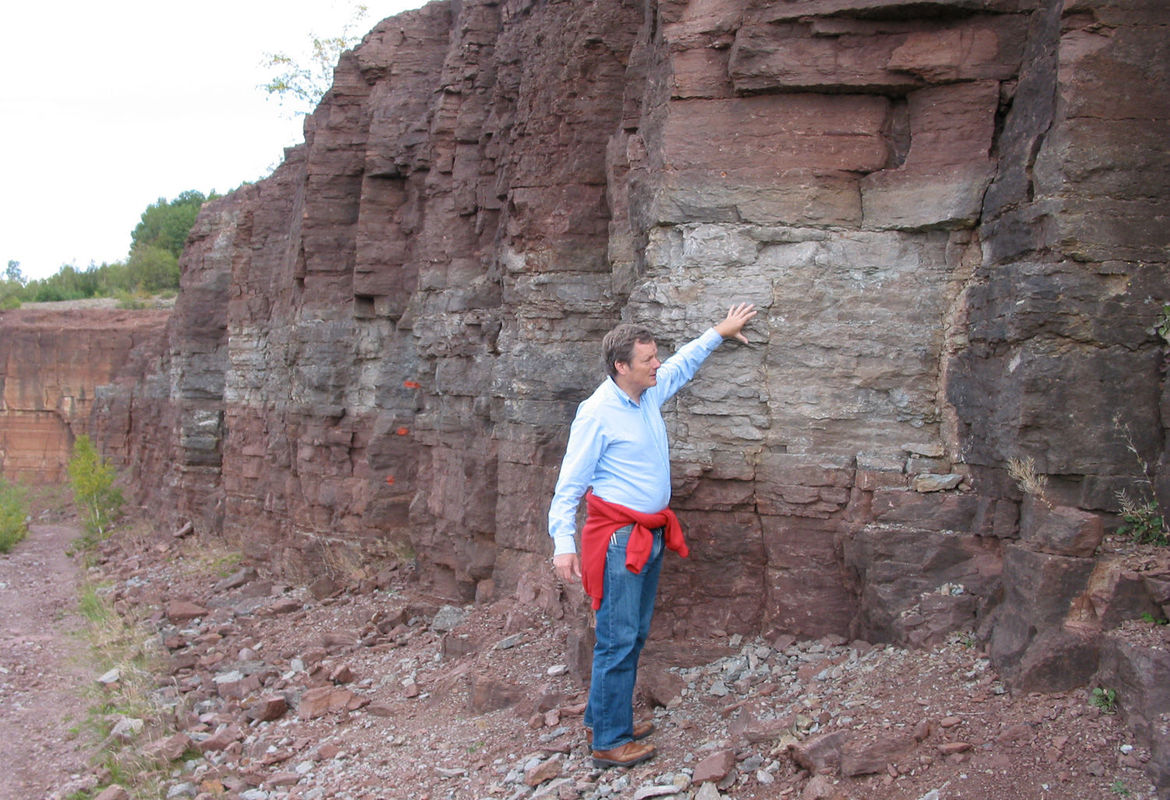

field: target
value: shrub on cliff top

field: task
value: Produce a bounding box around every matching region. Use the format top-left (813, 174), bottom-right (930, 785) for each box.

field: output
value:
top-left (261, 3), bottom-right (373, 116)
top-left (0, 477), bottom-right (29, 553)
top-left (68, 435), bottom-right (124, 542)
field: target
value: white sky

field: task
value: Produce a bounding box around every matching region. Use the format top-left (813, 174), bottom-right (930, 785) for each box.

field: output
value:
top-left (0, 0), bottom-right (427, 281)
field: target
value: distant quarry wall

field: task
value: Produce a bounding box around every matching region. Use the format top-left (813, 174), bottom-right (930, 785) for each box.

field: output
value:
top-left (0, 307), bottom-right (169, 484)
top-left (71, 0), bottom-right (1169, 715)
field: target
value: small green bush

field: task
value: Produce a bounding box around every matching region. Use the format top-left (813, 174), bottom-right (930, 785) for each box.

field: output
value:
top-left (1154, 302), bottom-right (1170, 344)
top-left (113, 289), bottom-right (147, 310)
top-left (0, 477), bottom-right (30, 553)
top-left (1091, 686), bottom-right (1118, 713)
top-left (1116, 491), bottom-right (1169, 546)
top-left (68, 435), bottom-right (124, 542)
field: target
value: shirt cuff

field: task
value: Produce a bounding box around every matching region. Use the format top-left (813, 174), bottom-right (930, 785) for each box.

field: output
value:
top-left (552, 534), bottom-right (577, 556)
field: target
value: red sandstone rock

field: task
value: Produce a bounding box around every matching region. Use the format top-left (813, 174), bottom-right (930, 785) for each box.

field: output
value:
top-left (299, 686), bottom-right (365, 719)
top-left (790, 731), bottom-right (848, 775)
top-left (637, 664), bottom-right (685, 708)
top-left (938, 741), bottom-right (974, 755)
top-left (740, 716), bottom-right (795, 745)
top-left (329, 664), bottom-right (355, 684)
top-left (166, 600), bottom-right (209, 622)
top-left (1020, 497), bottom-right (1105, 558)
top-left (246, 694), bottom-right (288, 722)
top-left (309, 576), bottom-right (341, 599)
top-left (265, 599), bottom-right (302, 615)
top-left (840, 734), bottom-right (917, 777)
top-left (93, 786), bottom-right (131, 800)
top-left (148, 733), bottom-right (193, 762)
top-left (524, 755), bottom-right (562, 787)
top-left (692, 749), bottom-right (736, 784)
top-left (469, 675), bottom-right (524, 712)
top-left (197, 725), bottom-right (243, 752)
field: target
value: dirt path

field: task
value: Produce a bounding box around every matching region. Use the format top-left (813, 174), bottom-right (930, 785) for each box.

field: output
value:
top-left (0, 524), bottom-right (92, 800)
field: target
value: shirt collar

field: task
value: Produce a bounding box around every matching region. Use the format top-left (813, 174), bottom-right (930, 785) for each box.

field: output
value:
top-left (604, 377), bottom-right (641, 408)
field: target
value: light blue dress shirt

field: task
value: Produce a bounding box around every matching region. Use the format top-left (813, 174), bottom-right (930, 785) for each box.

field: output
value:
top-left (548, 328), bottom-right (725, 556)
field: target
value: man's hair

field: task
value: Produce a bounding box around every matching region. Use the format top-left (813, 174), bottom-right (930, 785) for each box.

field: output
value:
top-left (602, 323), bottom-right (656, 379)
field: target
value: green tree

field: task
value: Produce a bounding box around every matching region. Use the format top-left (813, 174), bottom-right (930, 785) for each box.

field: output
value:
top-left (126, 244), bottom-right (180, 293)
top-left (0, 287), bottom-right (19, 310)
top-left (261, 3), bottom-right (371, 115)
top-left (68, 434), bottom-right (124, 540)
top-left (4, 260), bottom-right (25, 284)
top-left (95, 260), bottom-right (133, 296)
top-left (1, 260), bottom-right (24, 308)
top-left (130, 190), bottom-right (211, 261)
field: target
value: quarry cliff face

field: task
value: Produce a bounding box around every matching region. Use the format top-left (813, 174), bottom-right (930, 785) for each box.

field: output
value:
top-left (84, 0), bottom-right (1169, 693)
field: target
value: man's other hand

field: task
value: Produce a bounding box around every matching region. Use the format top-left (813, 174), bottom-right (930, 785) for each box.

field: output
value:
top-left (554, 553), bottom-right (582, 583)
top-left (714, 302), bottom-right (758, 343)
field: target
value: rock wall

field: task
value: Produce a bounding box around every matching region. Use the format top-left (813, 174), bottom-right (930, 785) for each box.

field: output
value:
top-left (0, 308), bottom-right (169, 484)
top-left (93, 0), bottom-right (1168, 681)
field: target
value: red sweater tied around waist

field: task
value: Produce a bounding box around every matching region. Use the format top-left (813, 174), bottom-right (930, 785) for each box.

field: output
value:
top-left (580, 491), bottom-right (689, 610)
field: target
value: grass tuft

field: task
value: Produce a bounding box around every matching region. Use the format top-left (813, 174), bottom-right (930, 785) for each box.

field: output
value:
top-left (0, 477), bottom-right (30, 553)
top-left (1007, 456), bottom-right (1052, 508)
top-left (70, 520), bottom-right (190, 799)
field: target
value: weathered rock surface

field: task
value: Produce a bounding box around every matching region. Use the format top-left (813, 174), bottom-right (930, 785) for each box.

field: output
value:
top-left (1096, 630), bottom-right (1170, 792)
top-left (82, 0), bottom-right (1165, 636)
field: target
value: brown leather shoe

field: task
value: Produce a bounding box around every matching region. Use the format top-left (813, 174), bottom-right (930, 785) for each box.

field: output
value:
top-left (585, 720), bottom-right (655, 747)
top-left (591, 740), bottom-right (656, 768)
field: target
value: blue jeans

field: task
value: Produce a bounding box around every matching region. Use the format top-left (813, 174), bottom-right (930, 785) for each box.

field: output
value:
top-left (585, 524), bottom-right (665, 751)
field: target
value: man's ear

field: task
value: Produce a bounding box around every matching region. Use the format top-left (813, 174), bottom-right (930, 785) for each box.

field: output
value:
top-left (613, 361), bottom-right (629, 376)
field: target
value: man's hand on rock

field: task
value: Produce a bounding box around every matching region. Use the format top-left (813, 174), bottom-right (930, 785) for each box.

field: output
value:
top-left (554, 553), bottom-right (581, 583)
top-left (714, 302), bottom-right (758, 343)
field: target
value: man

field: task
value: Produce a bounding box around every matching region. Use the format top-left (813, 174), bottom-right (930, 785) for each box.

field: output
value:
top-left (548, 303), bottom-right (757, 768)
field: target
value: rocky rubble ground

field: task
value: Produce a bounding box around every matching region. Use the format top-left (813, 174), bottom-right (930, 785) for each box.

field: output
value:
top-left (42, 526), bottom-right (1166, 800)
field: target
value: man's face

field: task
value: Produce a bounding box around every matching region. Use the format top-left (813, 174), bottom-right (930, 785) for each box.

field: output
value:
top-left (616, 340), bottom-right (661, 397)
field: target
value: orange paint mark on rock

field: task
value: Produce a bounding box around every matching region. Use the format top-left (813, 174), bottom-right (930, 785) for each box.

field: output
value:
top-left (396, 427), bottom-right (409, 436)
